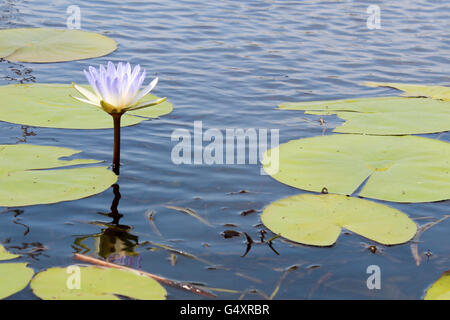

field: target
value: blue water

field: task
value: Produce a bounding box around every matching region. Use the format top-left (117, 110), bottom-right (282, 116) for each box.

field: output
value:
top-left (0, 0), bottom-right (449, 299)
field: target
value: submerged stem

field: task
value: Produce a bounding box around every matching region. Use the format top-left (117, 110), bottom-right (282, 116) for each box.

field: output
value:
top-left (112, 113), bottom-right (123, 175)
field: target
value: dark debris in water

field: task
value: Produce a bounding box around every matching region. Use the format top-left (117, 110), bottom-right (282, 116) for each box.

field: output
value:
top-left (306, 264), bottom-right (321, 271)
top-left (221, 230), bottom-right (241, 239)
top-left (239, 231), bottom-right (280, 257)
top-left (223, 223), bottom-right (239, 227)
top-left (7, 242), bottom-right (49, 261)
top-left (240, 209), bottom-right (258, 216)
top-left (1, 208), bottom-right (30, 236)
top-left (227, 190), bottom-right (250, 195)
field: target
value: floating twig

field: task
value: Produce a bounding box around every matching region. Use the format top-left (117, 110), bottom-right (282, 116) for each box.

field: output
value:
top-left (235, 272), bottom-right (263, 284)
top-left (73, 253), bottom-right (216, 298)
top-left (410, 215), bottom-right (450, 266)
top-left (145, 240), bottom-right (215, 266)
top-left (308, 272), bottom-right (333, 299)
top-left (239, 288), bottom-right (270, 300)
top-left (203, 286), bottom-right (241, 294)
top-left (164, 205), bottom-right (214, 227)
top-left (146, 209), bottom-right (163, 237)
top-left (270, 265), bottom-right (300, 300)
top-left (265, 234), bottom-right (281, 243)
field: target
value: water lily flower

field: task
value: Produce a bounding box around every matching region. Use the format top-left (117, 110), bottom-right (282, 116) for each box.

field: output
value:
top-left (71, 61), bottom-right (167, 175)
top-left (71, 61), bottom-right (166, 115)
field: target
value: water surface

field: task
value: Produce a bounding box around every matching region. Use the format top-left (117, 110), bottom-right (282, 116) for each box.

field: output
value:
top-left (0, 0), bottom-right (449, 299)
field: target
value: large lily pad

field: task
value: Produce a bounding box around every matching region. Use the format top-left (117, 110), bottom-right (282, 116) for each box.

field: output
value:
top-left (279, 97), bottom-right (450, 135)
top-left (263, 134), bottom-right (450, 203)
top-left (364, 82), bottom-right (450, 101)
top-left (0, 84), bottom-right (172, 129)
top-left (261, 194), bottom-right (417, 246)
top-left (31, 266), bottom-right (167, 300)
top-left (424, 271), bottom-right (450, 300)
top-left (0, 245), bottom-right (34, 299)
top-left (0, 144), bottom-right (117, 207)
top-left (0, 28), bottom-right (117, 63)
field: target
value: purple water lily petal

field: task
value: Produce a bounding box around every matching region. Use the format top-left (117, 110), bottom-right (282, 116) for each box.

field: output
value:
top-left (83, 70), bottom-right (100, 98)
top-left (95, 79), bottom-right (108, 103)
top-left (116, 62), bottom-right (124, 79)
top-left (125, 62), bottom-right (131, 77)
top-left (99, 64), bottom-right (107, 80)
top-left (133, 77), bottom-right (159, 104)
top-left (106, 61), bottom-right (116, 78)
top-left (77, 61), bottom-right (162, 113)
top-left (109, 77), bottom-right (121, 106)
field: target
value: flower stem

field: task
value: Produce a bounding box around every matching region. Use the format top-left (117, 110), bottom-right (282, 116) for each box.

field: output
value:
top-left (112, 113), bottom-right (122, 175)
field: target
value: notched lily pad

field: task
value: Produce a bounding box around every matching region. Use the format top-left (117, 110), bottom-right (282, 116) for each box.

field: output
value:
top-left (30, 266), bottom-right (167, 300)
top-left (424, 271), bottom-right (450, 300)
top-left (0, 28), bottom-right (117, 63)
top-left (261, 194), bottom-right (417, 246)
top-left (280, 96), bottom-right (450, 135)
top-left (364, 82), bottom-right (450, 101)
top-left (0, 144), bottom-right (117, 207)
top-left (0, 84), bottom-right (173, 129)
top-left (263, 134), bottom-right (450, 203)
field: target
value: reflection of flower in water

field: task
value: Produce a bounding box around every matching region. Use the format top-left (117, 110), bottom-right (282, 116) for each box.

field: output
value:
top-left (73, 184), bottom-right (141, 268)
top-left (94, 225), bottom-right (139, 257)
top-left (74, 223), bottom-right (141, 267)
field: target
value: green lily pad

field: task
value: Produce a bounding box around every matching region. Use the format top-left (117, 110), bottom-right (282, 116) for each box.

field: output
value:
top-left (424, 271), bottom-right (450, 300)
top-left (0, 245), bottom-right (34, 300)
top-left (280, 97), bottom-right (450, 135)
top-left (364, 82), bottom-right (450, 101)
top-left (0, 28), bottom-right (117, 63)
top-left (263, 134), bottom-right (450, 203)
top-left (0, 263), bottom-right (34, 299)
top-left (0, 83), bottom-right (172, 129)
top-left (261, 194), bottom-right (416, 246)
top-left (0, 244), bottom-right (20, 261)
top-left (31, 266), bottom-right (167, 300)
top-left (0, 144), bottom-right (117, 207)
